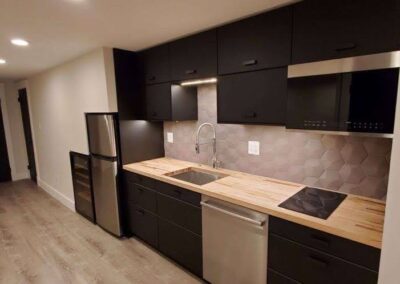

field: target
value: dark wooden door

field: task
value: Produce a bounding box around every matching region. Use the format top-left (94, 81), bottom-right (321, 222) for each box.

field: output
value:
top-left (0, 98), bottom-right (11, 182)
top-left (170, 29), bottom-right (217, 81)
top-left (218, 6), bottom-right (292, 75)
top-left (292, 0), bottom-right (400, 64)
top-left (18, 89), bottom-right (37, 182)
top-left (217, 68), bottom-right (288, 125)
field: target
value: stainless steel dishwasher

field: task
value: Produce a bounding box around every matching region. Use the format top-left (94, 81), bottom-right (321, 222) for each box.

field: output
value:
top-left (202, 196), bottom-right (268, 284)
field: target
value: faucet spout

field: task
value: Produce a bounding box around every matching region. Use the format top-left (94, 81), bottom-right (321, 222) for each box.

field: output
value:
top-left (195, 123), bottom-right (219, 168)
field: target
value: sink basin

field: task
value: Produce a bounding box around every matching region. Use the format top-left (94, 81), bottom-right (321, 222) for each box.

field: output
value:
top-left (165, 167), bottom-right (227, 185)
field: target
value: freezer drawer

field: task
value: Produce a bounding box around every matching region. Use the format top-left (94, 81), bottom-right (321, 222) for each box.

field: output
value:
top-left (87, 114), bottom-right (117, 157)
top-left (91, 157), bottom-right (121, 236)
top-left (202, 197), bottom-right (268, 284)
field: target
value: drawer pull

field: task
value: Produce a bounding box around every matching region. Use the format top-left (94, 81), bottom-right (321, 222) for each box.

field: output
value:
top-left (136, 209), bottom-right (145, 215)
top-left (335, 43), bottom-right (357, 52)
top-left (148, 75), bottom-right (156, 81)
top-left (185, 69), bottom-right (197, 75)
top-left (174, 189), bottom-right (182, 195)
top-left (242, 59), bottom-right (258, 66)
top-left (311, 234), bottom-right (330, 247)
top-left (308, 255), bottom-right (329, 268)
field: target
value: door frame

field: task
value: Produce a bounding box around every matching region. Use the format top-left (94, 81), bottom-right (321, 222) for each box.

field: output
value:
top-left (0, 83), bottom-right (16, 181)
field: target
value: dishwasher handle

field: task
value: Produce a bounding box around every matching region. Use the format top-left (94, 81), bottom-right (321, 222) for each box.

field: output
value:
top-left (201, 201), bottom-right (265, 227)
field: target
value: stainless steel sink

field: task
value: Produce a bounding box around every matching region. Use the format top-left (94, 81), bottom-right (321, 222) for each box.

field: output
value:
top-left (165, 168), bottom-right (227, 185)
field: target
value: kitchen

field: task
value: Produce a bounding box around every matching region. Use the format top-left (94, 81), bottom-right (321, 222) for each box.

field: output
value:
top-left (0, 0), bottom-right (399, 283)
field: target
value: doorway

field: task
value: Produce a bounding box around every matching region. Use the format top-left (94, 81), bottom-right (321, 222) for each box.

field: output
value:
top-left (0, 97), bottom-right (11, 182)
top-left (18, 88), bottom-right (37, 183)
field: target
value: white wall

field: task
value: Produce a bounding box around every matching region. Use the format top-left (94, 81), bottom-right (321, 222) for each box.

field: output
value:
top-left (27, 47), bottom-right (117, 209)
top-left (0, 81), bottom-right (29, 180)
top-left (378, 81), bottom-right (400, 283)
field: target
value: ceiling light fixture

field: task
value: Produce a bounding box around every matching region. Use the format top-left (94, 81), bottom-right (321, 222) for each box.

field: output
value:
top-left (0, 58), bottom-right (6, 65)
top-left (181, 77), bottom-right (218, 86)
top-left (11, 38), bottom-right (29, 46)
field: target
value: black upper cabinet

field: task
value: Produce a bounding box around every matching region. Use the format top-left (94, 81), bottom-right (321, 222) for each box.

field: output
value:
top-left (113, 49), bottom-right (146, 120)
top-left (143, 44), bottom-right (170, 84)
top-left (217, 68), bottom-right (287, 125)
top-left (218, 7), bottom-right (292, 75)
top-left (292, 0), bottom-right (400, 64)
top-left (146, 83), bottom-right (197, 121)
top-left (170, 30), bottom-right (217, 81)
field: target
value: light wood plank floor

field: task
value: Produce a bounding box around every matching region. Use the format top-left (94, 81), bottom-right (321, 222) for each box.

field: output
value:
top-left (0, 180), bottom-right (202, 284)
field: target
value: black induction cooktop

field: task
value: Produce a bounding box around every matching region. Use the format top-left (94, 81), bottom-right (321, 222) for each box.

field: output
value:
top-left (279, 187), bottom-right (347, 220)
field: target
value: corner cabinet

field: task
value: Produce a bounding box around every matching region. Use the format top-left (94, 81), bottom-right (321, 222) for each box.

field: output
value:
top-left (292, 0), bottom-right (400, 64)
top-left (123, 171), bottom-right (203, 277)
top-left (146, 83), bottom-right (197, 121)
top-left (268, 217), bottom-right (380, 284)
top-left (217, 6), bottom-right (292, 75)
top-left (217, 68), bottom-right (287, 125)
top-left (170, 30), bottom-right (217, 81)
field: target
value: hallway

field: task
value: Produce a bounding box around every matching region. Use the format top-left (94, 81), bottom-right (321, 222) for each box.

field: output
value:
top-left (0, 180), bottom-right (201, 284)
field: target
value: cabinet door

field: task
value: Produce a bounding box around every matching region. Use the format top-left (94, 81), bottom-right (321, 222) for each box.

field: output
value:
top-left (218, 7), bottom-right (292, 75)
top-left (217, 68), bottom-right (287, 124)
top-left (158, 218), bottom-right (203, 277)
top-left (144, 44), bottom-right (170, 84)
top-left (292, 0), bottom-right (400, 64)
top-left (146, 83), bottom-right (172, 120)
top-left (170, 30), bottom-right (217, 81)
top-left (128, 205), bottom-right (158, 248)
top-left (268, 234), bottom-right (378, 284)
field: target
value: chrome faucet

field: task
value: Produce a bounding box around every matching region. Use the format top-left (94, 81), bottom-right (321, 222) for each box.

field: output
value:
top-left (195, 123), bottom-right (219, 168)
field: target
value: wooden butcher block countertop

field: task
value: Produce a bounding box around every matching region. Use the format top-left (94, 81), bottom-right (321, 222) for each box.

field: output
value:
top-left (123, 157), bottom-right (385, 249)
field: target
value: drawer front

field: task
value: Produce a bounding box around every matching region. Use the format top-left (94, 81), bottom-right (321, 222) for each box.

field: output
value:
top-left (157, 193), bottom-right (202, 235)
top-left (268, 234), bottom-right (378, 284)
top-left (128, 204), bottom-right (158, 248)
top-left (268, 269), bottom-right (300, 284)
top-left (158, 218), bottom-right (203, 277)
top-left (126, 182), bottom-right (157, 214)
top-left (124, 171), bottom-right (155, 189)
top-left (156, 181), bottom-right (201, 207)
top-left (269, 217), bottom-right (380, 271)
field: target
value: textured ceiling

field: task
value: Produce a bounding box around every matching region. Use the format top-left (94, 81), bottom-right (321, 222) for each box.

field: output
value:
top-left (0, 0), bottom-right (297, 80)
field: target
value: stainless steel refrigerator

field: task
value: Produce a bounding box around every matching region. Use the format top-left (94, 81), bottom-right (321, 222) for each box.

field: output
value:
top-left (86, 113), bottom-right (122, 237)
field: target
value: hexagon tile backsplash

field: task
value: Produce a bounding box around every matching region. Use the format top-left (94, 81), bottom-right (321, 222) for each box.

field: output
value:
top-left (164, 85), bottom-right (392, 200)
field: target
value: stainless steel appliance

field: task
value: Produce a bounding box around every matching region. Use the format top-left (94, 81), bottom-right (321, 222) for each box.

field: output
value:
top-left (202, 196), bottom-right (268, 284)
top-left (86, 113), bottom-right (122, 237)
top-left (287, 51), bottom-right (400, 135)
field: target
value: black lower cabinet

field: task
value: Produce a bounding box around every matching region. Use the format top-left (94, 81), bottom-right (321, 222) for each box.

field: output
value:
top-left (128, 204), bottom-right (158, 248)
top-left (158, 218), bottom-right (203, 277)
top-left (123, 171), bottom-right (203, 278)
top-left (268, 217), bottom-right (380, 284)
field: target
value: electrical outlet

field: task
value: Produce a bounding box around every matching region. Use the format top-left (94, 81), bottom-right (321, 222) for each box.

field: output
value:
top-left (248, 141), bottom-right (260, 155)
top-left (167, 132), bottom-right (174, 143)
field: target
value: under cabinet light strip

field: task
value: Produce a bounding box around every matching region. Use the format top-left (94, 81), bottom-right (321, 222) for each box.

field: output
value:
top-left (180, 77), bottom-right (217, 86)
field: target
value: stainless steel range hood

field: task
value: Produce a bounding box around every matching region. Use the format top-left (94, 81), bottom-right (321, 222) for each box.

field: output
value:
top-left (288, 51), bottom-right (400, 78)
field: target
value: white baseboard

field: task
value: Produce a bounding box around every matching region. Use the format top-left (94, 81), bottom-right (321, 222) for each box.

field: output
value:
top-left (38, 178), bottom-right (75, 211)
top-left (12, 172), bottom-right (30, 181)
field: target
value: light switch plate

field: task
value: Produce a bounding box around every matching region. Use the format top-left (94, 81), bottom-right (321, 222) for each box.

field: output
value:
top-left (248, 141), bottom-right (260, 155)
top-left (167, 132), bottom-right (174, 143)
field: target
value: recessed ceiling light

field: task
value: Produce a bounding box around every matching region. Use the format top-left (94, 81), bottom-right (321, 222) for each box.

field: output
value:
top-left (11, 38), bottom-right (29, 46)
top-left (0, 58), bottom-right (6, 65)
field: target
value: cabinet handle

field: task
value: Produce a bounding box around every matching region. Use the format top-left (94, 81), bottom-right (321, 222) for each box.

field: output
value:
top-left (311, 234), bottom-right (330, 247)
top-left (244, 112), bottom-right (257, 118)
top-left (174, 189), bottom-right (182, 195)
top-left (308, 255), bottom-right (329, 268)
top-left (242, 59), bottom-right (258, 66)
top-left (185, 69), bottom-right (197, 75)
top-left (136, 209), bottom-right (145, 215)
top-left (335, 43), bottom-right (357, 52)
top-left (148, 75), bottom-right (156, 81)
